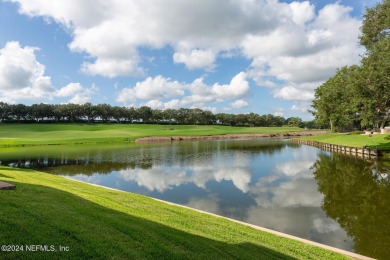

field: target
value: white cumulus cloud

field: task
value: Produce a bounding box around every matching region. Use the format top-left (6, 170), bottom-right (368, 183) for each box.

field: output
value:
top-left (65, 84), bottom-right (98, 104)
top-left (0, 41), bottom-right (94, 104)
top-left (273, 86), bottom-right (314, 101)
top-left (0, 41), bottom-right (56, 102)
top-left (57, 82), bottom-right (84, 97)
top-left (244, 3), bottom-right (362, 102)
top-left (231, 100), bottom-right (249, 109)
top-left (8, 0), bottom-right (364, 106)
top-left (116, 72), bottom-right (249, 109)
top-left (291, 103), bottom-right (311, 114)
top-left (173, 49), bottom-right (216, 70)
top-left (116, 76), bottom-right (186, 105)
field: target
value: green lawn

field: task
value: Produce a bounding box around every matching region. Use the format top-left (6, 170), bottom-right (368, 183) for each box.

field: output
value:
top-left (0, 124), bottom-right (303, 146)
top-left (298, 132), bottom-right (390, 150)
top-left (0, 166), bottom-right (348, 259)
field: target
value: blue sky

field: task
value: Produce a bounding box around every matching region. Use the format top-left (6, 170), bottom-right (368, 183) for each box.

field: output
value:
top-left (0, 0), bottom-right (381, 119)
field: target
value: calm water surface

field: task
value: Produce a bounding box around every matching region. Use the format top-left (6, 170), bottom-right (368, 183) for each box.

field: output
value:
top-left (1, 138), bottom-right (389, 259)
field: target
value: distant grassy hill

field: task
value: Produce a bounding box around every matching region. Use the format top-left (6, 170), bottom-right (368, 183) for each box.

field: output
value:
top-left (0, 124), bottom-right (303, 146)
top-left (0, 166), bottom-right (349, 259)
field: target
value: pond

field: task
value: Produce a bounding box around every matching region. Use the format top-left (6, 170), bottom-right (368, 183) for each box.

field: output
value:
top-left (1, 138), bottom-right (389, 259)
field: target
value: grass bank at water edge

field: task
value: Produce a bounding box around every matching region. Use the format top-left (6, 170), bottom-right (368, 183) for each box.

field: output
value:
top-left (0, 166), bottom-right (350, 259)
top-left (297, 132), bottom-right (390, 151)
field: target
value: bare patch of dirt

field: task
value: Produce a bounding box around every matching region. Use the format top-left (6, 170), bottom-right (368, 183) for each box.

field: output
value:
top-left (135, 131), bottom-right (327, 143)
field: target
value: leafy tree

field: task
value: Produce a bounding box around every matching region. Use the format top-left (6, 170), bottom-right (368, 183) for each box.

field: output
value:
top-left (312, 66), bottom-right (360, 131)
top-left (30, 103), bottom-right (53, 122)
top-left (262, 114), bottom-right (274, 127)
top-left (11, 104), bottom-right (28, 122)
top-left (358, 47), bottom-right (390, 129)
top-left (82, 103), bottom-right (96, 123)
top-left (151, 109), bottom-right (163, 123)
top-left (95, 104), bottom-right (113, 122)
top-left (63, 103), bottom-right (82, 122)
top-left (286, 117), bottom-right (303, 127)
top-left (53, 104), bottom-right (67, 122)
top-left (246, 113), bottom-right (260, 127)
top-left (112, 106), bottom-right (128, 123)
top-left (175, 108), bottom-right (189, 124)
top-left (311, 0), bottom-right (390, 131)
top-left (0, 102), bottom-right (11, 122)
top-left (271, 116), bottom-right (286, 127)
top-left (358, 0), bottom-right (390, 129)
top-left (200, 110), bottom-right (215, 125)
top-left (126, 107), bottom-right (138, 122)
top-left (185, 108), bottom-right (214, 125)
top-left (162, 108), bottom-right (177, 124)
top-left (234, 114), bottom-right (247, 126)
top-left (137, 106), bottom-right (153, 123)
top-left (215, 113), bottom-right (235, 126)
top-left (359, 0), bottom-right (390, 52)
top-left (300, 120), bottom-right (319, 129)
top-left (0, 102), bottom-right (308, 127)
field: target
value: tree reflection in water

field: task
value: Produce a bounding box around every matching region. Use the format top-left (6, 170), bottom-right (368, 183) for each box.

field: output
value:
top-left (312, 153), bottom-right (390, 259)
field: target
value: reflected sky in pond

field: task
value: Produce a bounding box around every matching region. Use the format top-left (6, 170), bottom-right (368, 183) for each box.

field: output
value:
top-left (2, 139), bottom-right (389, 258)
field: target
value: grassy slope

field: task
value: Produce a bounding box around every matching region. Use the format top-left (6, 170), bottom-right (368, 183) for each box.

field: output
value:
top-left (0, 124), bottom-right (303, 146)
top-left (298, 132), bottom-right (390, 150)
top-left (0, 167), bottom-right (347, 259)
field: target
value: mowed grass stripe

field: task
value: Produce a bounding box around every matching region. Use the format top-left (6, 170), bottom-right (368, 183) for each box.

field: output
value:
top-left (0, 166), bottom-right (348, 259)
top-left (0, 124), bottom-right (302, 146)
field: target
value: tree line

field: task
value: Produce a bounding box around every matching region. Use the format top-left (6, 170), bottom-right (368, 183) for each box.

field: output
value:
top-left (311, 0), bottom-right (390, 132)
top-left (0, 102), bottom-right (315, 128)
